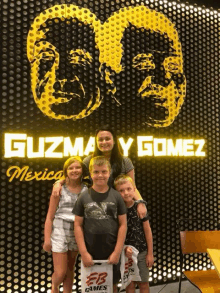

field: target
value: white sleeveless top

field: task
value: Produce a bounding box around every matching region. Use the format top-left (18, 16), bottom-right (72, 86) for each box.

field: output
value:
top-left (54, 183), bottom-right (88, 222)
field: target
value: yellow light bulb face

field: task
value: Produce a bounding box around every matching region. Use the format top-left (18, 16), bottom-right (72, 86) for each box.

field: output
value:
top-left (100, 6), bottom-right (186, 127)
top-left (27, 4), bottom-right (186, 127)
top-left (27, 5), bottom-right (102, 121)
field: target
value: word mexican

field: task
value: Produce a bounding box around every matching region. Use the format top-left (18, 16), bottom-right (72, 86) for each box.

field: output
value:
top-left (6, 166), bottom-right (63, 182)
top-left (4, 133), bottom-right (206, 157)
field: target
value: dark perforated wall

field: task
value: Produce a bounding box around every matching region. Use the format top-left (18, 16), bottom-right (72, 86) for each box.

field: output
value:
top-left (0, 0), bottom-right (219, 292)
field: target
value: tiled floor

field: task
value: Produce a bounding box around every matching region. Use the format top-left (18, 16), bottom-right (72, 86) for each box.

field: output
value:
top-left (119, 280), bottom-right (200, 292)
top-left (150, 280), bottom-right (200, 293)
top-left (71, 280), bottom-right (201, 292)
top-left (73, 280), bottom-right (200, 292)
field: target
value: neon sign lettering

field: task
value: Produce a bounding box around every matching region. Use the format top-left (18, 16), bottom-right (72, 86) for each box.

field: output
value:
top-left (6, 166), bottom-right (63, 182)
top-left (4, 133), bottom-right (206, 158)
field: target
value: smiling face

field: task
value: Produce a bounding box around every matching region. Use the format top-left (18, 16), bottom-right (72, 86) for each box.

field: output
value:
top-left (96, 131), bottom-right (115, 155)
top-left (27, 6), bottom-right (102, 120)
top-left (66, 161), bottom-right (83, 181)
top-left (116, 180), bottom-right (135, 206)
top-left (90, 164), bottom-right (110, 189)
top-left (118, 25), bottom-right (186, 127)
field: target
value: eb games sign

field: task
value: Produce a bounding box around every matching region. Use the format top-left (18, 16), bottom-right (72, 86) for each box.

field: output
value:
top-left (82, 262), bottom-right (113, 293)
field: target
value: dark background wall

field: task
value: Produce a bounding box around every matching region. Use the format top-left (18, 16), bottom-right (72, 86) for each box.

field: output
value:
top-left (181, 0), bottom-right (220, 9)
top-left (0, 0), bottom-right (219, 292)
top-left (203, 0), bottom-right (219, 7)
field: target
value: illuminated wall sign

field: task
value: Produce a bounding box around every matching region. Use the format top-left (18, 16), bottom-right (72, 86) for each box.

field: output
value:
top-left (26, 4), bottom-right (186, 128)
top-left (137, 136), bottom-right (206, 157)
top-left (6, 166), bottom-right (64, 182)
top-left (4, 133), bottom-right (206, 158)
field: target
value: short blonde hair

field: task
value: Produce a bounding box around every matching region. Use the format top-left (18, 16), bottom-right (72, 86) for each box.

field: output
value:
top-left (89, 156), bottom-right (111, 173)
top-left (114, 174), bottom-right (135, 188)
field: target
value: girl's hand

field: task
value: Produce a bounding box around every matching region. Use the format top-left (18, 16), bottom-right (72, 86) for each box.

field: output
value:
top-left (137, 203), bottom-right (147, 219)
top-left (146, 253), bottom-right (154, 268)
top-left (43, 242), bottom-right (52, 252)
top-left (124, 246), bottom-right (133, 258)
top-left (51, 181), bottom-right (63, 197)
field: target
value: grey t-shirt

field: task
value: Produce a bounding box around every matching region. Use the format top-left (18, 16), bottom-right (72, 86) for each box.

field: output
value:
top-left (83, 155), bottom-right (134, 187)
top-left (73, 187), bottom-right (127, 259)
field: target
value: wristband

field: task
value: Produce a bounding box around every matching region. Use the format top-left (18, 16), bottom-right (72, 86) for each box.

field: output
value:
top-left (135, 199), bottom-right (145, 204)
top-left (140, 216), bottom-right (149, 222)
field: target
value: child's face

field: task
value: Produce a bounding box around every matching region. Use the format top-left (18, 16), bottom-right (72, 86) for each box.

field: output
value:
top-left (90, 164), bottom-right (110, 188)
top-left (116, 181), bottom-right (135, 204)
top-left (67, 161), bottom-right (83, 181)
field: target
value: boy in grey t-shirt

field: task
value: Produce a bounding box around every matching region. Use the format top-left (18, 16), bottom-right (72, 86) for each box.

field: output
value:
top-left (74, 156), bottom-right (127, 293)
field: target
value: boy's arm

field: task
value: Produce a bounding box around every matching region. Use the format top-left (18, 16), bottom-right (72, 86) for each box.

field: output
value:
top-left (108, 214), bottom-right (127, 265)
top-left (74, 216), bottom-right (94, 267)
top-left (143, 220), bottom-right (154, 267)
top-left (43, 194), bottom-right (60, 252)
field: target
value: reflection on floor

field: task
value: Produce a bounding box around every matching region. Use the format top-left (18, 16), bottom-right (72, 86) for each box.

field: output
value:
top-left (119, 280), bottom-right (200, 293)
top-left (71, 280), bottom-right (200, 292)
top-left (150, 280), bottom-right (200, 293)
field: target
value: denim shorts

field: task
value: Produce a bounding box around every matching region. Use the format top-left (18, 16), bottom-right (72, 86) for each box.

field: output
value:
top-left (51, 218), bottom-right (78, 253)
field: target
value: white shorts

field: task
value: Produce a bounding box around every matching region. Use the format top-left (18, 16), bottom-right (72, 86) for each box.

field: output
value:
top-left (51, 218), bottom-right (78, 253)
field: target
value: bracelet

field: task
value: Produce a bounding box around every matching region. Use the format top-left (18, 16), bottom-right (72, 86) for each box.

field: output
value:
top-left (140, 216), bottom-right (149, 222)
top-left (135, 199), bottom-right (145, 204)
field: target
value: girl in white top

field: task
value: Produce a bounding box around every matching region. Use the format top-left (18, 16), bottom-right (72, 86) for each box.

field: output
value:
top-left (43, 156), bottom-right (87, 293)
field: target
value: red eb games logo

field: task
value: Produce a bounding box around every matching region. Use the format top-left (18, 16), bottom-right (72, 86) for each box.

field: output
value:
top-left (86, 272), bottom-right (108, 286)
top-left (124, 258), bottom-right (133, 273)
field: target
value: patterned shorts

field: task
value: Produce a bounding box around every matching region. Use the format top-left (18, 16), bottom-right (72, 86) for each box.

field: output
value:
top-left (51, 218), bottom-right (78, 253)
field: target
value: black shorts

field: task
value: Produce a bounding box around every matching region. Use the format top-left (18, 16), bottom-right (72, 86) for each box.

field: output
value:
top-left (113, 260), bottom-right (121, 284)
